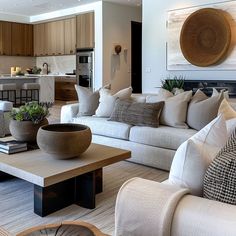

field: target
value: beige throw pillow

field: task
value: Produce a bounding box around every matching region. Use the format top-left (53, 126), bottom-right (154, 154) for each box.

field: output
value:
top-left (75, 85), bottom-right (100, 116)
top-left (169, 115), bottom-right (227, 196)
top-left (187, 89), bottom-right (224, 131)
top-left (218, 99), bottom-right (236, 120)
top-left (95, 87), bottom-right (132, 117)
top-left (147, 89), bottom-right (192, 128)
top-left (160, 91), bottom-right (192, 128)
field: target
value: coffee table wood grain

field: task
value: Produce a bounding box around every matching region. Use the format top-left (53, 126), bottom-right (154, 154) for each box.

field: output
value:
top-left (0, 143), bottom-right (131, 217)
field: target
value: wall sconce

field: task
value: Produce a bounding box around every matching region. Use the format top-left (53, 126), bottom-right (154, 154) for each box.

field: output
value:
top-left (114, 44), bottom-right (122, 55)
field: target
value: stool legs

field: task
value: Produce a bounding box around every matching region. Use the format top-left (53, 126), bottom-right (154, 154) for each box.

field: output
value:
top-left (0, 90), bottom-right (17, 106)
top-left (20, 89), bottom-right (40, 105)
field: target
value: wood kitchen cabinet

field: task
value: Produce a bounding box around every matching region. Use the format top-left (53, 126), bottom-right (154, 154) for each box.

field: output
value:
top-left (34, 23), bottom-right (45, 56)
top-left (55, 77), bottom-right (77, 101)
top-left (23, 24), bottom-right (33, 56)
top-left (0, 21), bottom-right (11, 55)
top-left (76, 12), bottom-right (94, 49)
top-left (11, 22), bottom-right (33, 56)
top-left (35, 20), bottom-right (65, 56)
top-left (64, 17), bottom-right (76, 55)
top-left (55, 20), bottom-right (65, 55)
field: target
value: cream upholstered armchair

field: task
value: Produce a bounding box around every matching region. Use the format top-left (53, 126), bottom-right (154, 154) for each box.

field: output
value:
top-left (114, 177), bottom-right (236, 236)
top-left (114, 112), bottom-right (236, 236)
top-left (0, 101), bottom-right (13, 137)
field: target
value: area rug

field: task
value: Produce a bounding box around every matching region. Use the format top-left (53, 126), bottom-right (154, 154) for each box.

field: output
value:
top-left (0, 161), bottom-right (168, 235)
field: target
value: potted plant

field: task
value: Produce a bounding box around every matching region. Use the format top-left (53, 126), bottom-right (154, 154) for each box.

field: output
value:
top-left (161, 75), bottom-right (185, 95)
top-left (9, 102), bottom-right (50, 142)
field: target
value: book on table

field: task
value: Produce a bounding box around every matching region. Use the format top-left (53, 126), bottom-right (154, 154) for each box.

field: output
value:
top-left (0, 146), bottom-right (27, 154)
top-left (0, 140), bottom-right (27, 151)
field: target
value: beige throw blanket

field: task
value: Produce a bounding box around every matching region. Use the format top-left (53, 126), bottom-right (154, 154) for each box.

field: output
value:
top-left (114, 178), bottom-right (189, 236)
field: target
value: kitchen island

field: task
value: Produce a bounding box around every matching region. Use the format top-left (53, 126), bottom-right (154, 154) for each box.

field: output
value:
top-left (0, 75), bottom-right (55, 103)
top-left (0, 74), bottom-right (77, 103)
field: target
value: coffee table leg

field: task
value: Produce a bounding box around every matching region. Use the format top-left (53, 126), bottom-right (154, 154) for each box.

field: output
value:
top-left (75, 168), bottom-right (103, 209)
top-left (95, 168), bottom-right (103, 194)
top-left (34, 178), bottom-right (75, 217)
top-left (0, 171), bottom-right (14, 181)
top-left (33, 168), bottom-right (103, 216)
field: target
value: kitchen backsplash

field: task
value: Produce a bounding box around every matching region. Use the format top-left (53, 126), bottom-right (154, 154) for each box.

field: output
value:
top-left (0, 56), bottom-right (36, 74)
top-left (36, 55), bottom-right (76, 74)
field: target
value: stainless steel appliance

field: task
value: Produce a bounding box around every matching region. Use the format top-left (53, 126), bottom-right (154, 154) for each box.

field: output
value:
top-left (76, 48), bottom-right (94, 90)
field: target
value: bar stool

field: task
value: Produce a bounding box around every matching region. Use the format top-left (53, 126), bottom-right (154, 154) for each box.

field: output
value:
top-left (20, 83), bottom-right (40, 104)
top-left (0, 83), bottom-right (17, 105)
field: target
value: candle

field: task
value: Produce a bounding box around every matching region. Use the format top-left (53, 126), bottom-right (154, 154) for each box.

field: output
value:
top-left (16, 67), bottom-right (21, 73)
top-left (11, 67), bottom-right (16, 76)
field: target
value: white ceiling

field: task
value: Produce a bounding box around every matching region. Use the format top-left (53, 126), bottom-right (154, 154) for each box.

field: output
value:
top-left (0, 0), bottom-right (141, 17)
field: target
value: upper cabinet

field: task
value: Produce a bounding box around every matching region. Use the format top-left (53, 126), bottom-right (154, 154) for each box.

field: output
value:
top-left (76, 12), bottom-right (95, 49)
top-left (64, 17), bottom-right (76, 55)
top-left (11, 22), bottom-right (33, 56)
top-left (34, 23), bottom-right (45, 56)
top-left (0, 21), bottom-right (11, 55)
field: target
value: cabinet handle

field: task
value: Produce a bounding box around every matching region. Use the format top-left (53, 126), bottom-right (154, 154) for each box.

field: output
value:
top-left (70, 50), bottom-right (73, 54)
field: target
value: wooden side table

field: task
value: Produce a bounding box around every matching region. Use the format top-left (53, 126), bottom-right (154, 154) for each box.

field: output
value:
top-left (17, 221), bottom-right (109, 236)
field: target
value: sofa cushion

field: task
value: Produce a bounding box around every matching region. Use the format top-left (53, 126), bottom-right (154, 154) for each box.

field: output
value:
top-left (187, 89), bottom-right (224, 131)
top-left (146, 90), bottom-right (192, 129)
top-left (218, 99), bottom-right (236, 120)
top-left (73, 116), bottom-right (132, 140)
top-left (109, 99), bottom-right (164, 128)
top-left (74, 85), bottom-right (100, 116)
top-left (129, 125), bottom-right (197, 150)
top-left (95, 87), bottom-right (132, 117)
top-left (169, 115), bottom-right (228, 196)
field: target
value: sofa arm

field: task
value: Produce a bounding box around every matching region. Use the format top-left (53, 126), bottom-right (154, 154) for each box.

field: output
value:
top-left (114, 178), bottom-right (188, 236)
top-left (60, 103), bottom-right (79, 123)
top-left (172, 195), bottom-right (236, 236)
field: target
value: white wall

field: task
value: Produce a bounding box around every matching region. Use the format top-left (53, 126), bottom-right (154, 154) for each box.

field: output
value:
top-left (102, 2), bottom-right (142, 92)
top-left (142, 0), bottom-right (236, 93)
top-left (0, 56), bottom-right (36, 74)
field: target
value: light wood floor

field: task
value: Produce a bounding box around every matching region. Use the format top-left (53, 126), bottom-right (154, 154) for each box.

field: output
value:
top-left (0, 100), bottom-right (169, 235)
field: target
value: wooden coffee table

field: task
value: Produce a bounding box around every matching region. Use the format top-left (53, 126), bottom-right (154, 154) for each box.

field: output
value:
top-left (0, 143), bottom-right (131, 217)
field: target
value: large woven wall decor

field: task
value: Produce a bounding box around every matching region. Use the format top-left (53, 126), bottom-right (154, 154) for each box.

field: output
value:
top-left (180, 8), bottom-right (231, 67)
top-left (167, 1), bottom-right (236, 71)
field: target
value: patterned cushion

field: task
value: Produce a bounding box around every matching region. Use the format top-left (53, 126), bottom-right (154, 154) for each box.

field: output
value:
top-left (108, 99), bottom-right (164, 128)
top-left (203, 128), bottom-right (236, 204)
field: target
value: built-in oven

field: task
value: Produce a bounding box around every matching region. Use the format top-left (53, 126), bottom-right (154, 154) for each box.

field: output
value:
top-left (76, 48), bottom-right (94, 90)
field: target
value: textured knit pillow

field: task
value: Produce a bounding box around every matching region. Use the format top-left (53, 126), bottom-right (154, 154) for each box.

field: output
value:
top-left (203, 128), bottom-right (236, 204)
top-left (109, 100), bottom-right (164, 127)
top-left (75, 85), bottom-right (100, 116)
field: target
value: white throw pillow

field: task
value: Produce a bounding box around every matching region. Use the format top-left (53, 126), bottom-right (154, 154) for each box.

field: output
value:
top-left (168, 115), bottom-right (227, 196)
top-left (95, 87), bottom-right (132, 117)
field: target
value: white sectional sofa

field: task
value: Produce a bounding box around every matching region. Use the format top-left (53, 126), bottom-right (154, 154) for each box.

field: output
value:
top-left (61, 100), bottom-right (197, 171)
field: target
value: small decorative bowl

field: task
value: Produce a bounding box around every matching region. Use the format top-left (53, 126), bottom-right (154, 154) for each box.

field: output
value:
top-left (36, 123), bottom-right (92, 159)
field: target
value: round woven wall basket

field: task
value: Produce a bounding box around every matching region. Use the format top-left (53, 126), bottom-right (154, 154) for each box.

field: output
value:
top-left (180, 8), bottom-right (231, 67)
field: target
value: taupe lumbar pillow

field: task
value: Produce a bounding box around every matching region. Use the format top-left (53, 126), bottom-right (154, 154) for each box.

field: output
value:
top-left (204, 128), bottom-right (236, 204)
top-left (95, 87), bottom-right (132, 117)
top-left (75, 85), bottom-right (100, 116)
top-left (187, 89), bottom-right (224, 130)
top-left (109, 99), bottom-right (164, 127)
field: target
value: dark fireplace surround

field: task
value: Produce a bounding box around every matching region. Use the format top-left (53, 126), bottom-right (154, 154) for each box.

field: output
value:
top-left (183, 80), bottom-right (236, 98)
